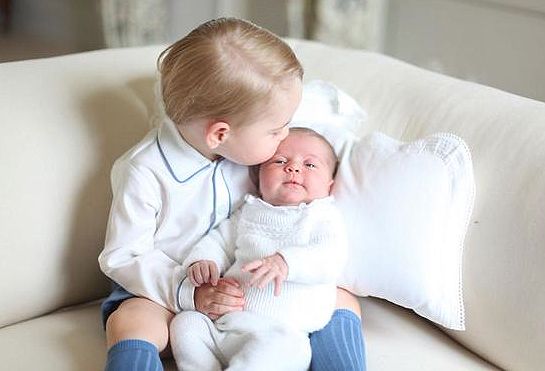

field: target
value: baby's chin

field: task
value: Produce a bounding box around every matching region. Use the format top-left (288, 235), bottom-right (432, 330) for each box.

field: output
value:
top-left (263, 194), bottom-right (308, 207)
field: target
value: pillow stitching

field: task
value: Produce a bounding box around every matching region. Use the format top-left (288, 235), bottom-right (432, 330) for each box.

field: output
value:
top-left (395, 132), bottom-right (473, 330)
top-left (425, 132), bottom-right (475, 329)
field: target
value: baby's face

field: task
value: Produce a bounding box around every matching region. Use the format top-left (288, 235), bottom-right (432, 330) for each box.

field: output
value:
top-left (258, 132), bottom-right (335, 206)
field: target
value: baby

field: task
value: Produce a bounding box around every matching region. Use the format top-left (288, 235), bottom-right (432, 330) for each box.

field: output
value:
top-left (170, 127), bottom-right (347, 371)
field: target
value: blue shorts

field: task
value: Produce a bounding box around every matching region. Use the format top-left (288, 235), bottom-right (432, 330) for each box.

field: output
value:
top-left (100, 282), bottom-right (135, 328)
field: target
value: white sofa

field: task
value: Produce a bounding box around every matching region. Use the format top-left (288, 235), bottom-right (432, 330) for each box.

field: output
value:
top-left (1, 39), bottom-right (544, 371)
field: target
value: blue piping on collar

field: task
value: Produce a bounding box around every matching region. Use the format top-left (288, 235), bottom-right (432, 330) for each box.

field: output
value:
top-left (156, 135), bottom-right (211, 183)
top-left (156, 135), bottom-right (232, 236)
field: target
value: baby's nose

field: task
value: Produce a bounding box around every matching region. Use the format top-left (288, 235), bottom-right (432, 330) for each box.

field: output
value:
top-left (286, 164), bottom-right (300, 173)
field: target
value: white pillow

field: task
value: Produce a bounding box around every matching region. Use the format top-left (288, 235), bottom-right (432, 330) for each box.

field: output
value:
top-left (291, 81), bottom-right (475, 330)
top-left (290, 79), bottom-right (367, 137)
top-left (335, 132), bottom-right (474, 330)
top-left (290, 79), bottom-right (362, 157)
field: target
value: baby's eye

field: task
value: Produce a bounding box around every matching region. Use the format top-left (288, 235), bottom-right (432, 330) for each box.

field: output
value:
top-left (273, 159), bottom-right (287, 164)
top-left (305, 163), bottom-right (316, 169)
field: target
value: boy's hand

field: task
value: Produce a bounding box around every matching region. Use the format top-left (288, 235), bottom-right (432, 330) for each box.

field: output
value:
top-left (187, 260), bottom-right (219, 286)
top-left (194, 278), bottom-right (245, 320)
top-left (242, 253), bottom-right (288, 296)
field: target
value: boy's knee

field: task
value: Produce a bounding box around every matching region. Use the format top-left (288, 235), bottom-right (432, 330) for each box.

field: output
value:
top-left (106, 298), bottom-right (172, 350)
top-left (335, 288), bottom-right (362, 318)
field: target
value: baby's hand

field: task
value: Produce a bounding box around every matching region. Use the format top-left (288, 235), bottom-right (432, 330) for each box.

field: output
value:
top-left (187, 260), bottom-right (219, 287)
top-left (242, 253), bottom-right (288, 296)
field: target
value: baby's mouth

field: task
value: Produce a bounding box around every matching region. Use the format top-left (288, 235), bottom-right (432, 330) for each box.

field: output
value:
top-left (283, 180), bottom-right (303, 188)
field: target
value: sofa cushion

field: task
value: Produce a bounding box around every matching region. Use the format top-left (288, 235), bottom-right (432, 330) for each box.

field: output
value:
top-left (361, 298), bottom-right (497, 370)
top-left (0, 298), bottom-right (496, 370)
top-left (0, 46), bottom-right (162, 327)
top-left (0, 302), bottom-right (107, 370)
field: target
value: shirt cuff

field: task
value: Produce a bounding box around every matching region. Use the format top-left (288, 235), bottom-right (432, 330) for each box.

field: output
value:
top-left (177, 276), bottom-right (196, 311)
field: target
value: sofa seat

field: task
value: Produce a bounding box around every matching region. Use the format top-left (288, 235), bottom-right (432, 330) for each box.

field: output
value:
top-left (0, 302), bottom-right (106, 370)
top-left (0, 298), bottom-right (497, 370)
top-left (360, 299), bottom-right (497, 370)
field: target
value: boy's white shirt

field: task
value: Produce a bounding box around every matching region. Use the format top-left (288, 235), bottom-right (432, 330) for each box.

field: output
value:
top-left (183, 194), bottom-right (347, 332)
top-left (98, 117), bottom-right (255, 312)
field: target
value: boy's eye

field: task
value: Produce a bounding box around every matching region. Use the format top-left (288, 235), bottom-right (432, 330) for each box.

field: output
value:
top-left (273, 159), bottom-right (287, 164)
top-left (305, 163), bottom-right (316, 169)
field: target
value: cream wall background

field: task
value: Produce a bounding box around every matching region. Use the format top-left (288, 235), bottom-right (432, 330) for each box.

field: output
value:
top-left (4, 0), bottom-right (103, 53)
top-left (166, 0), bottom-right (287, 43)
top-left (384, 0), bottom-right (545, 104)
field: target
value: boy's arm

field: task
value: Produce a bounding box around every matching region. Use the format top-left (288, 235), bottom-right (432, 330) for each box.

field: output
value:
top-left (181, 214), bottom-right (238, 274)
top-left (278, 210), bottom-right (347, 285)
top-left (98, 161), bottom-right (191, 312)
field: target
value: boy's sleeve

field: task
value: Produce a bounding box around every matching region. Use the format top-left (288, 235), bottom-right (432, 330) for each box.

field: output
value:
top-left (278, 206), bottom-right (347, 285)
top-left (181, 213), bottom-right (238, 274)
top-left (177, 213), bottom-right (238, 311)
top-left (98, 161), bottom-right (187, 312)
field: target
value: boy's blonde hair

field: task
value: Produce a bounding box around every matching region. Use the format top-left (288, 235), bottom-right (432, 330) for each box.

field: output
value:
top-left (158, 17), bottom-right (304, 127)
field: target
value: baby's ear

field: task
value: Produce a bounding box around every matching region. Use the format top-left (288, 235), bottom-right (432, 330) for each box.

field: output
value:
top-left (206, 121), bottom-right (230, 149)
top-left (328, 178), bottom-right (335, 193)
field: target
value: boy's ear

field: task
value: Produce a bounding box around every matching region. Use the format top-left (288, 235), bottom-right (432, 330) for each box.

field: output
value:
top-left (205, 121), bottom-right (231, 149)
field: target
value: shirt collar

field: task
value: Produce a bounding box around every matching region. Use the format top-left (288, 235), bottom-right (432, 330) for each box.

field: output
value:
top-left (157, 116), bottom-right (216, 183)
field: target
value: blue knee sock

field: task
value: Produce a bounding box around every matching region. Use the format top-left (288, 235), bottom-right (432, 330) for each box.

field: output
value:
top-left (309, 309), bottom-right (366, 371)
top-left (105, 339), bottom-right (163, 371)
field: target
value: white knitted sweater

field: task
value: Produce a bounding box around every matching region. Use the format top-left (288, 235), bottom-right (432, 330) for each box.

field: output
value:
top-left (183, 194), bottom-right (347, 333)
